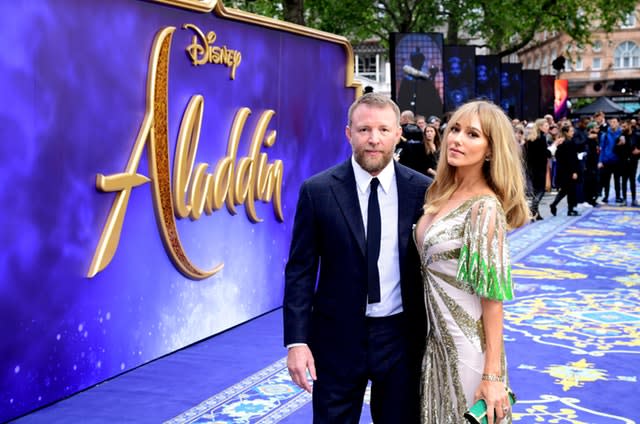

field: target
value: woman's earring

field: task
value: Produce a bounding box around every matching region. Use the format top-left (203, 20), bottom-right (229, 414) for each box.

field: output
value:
top-left (485, 155), bottom-right (491, 162)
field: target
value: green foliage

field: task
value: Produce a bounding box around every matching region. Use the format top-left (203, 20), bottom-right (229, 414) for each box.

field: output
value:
top-left (225, 0), bottom-right (283, 19)
top-left (227, 0), bottom-right (638, 57)
top-left (571, 97), bottom-right (595, 110)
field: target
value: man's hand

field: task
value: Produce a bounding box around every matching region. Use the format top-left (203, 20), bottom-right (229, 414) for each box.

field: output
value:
top-left (287, 345), bottom-right (317, 393)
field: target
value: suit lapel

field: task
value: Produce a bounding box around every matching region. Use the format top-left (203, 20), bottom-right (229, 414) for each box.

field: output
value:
top-left (330, 160), bottom-right (366, 256)
top-left (395, 163), bottom-right (418, 262)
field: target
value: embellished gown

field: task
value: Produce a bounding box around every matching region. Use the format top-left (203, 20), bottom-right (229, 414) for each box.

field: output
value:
top-left (415, 195), bottom-right (514, 423)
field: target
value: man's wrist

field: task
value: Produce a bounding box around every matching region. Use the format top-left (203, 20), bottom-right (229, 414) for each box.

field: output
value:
top-left (287, 343), bottom-right (307, 349)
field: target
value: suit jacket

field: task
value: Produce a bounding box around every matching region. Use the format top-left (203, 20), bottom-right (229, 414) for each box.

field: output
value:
top-left (283, 159), bottom-right (431, 377)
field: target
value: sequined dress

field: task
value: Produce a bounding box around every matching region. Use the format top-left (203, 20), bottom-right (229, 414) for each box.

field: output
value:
top-left (415, 195), bottom-right (513, 423)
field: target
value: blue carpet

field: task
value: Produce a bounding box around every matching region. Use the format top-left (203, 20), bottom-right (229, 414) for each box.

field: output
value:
top-left (11, 309), bottom-right (285, 423)
top-left (506, 205), bottom-right (639, 424)
top-left (11, 206), bottom-right (640, 423)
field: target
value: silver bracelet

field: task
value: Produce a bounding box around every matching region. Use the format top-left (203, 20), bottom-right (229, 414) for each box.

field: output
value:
top-left (482, 373), bottom-right (504, 382)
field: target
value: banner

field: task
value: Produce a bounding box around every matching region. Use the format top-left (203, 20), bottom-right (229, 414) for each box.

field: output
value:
top-left (475, 55), bottom-right (501, 104)
top-left (540, 75), bottom-right (556, 117)
top-left (443, 46), bottom-right (476, 113)
top-left (554, 79), bottom-right (569, 120)
top-left (500, 63), bottom-right (523, 118)
top-left (521, 69), bottom-right (541, 121)
top-left (0, 0), bottom-right (356, 420)
top-left (390, 32), bottom-right (444, 118)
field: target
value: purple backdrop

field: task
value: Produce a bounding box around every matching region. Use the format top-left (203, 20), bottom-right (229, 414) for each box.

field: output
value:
top-left (0, 0), bottom-right (355, 421)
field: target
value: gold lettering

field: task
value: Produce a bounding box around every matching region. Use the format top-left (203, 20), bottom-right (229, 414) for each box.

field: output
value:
top-left (89, 25), bottom-right (284, 280)
top-left (89, 27), bottom-right (222, 280)
top-left (176, 106), bottom-right (285, 223)
top-left (173, 95), bottom-right (204, 218)
top-left (183, 23), bottom-right (242, 79)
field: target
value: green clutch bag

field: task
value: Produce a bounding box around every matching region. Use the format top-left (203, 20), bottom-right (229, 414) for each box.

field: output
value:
top-left (463, 388), bottom-right (516, 424)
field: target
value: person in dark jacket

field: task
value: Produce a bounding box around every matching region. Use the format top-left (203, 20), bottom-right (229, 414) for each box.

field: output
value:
top-left (284, 93), bottom-right (430, 424)
top-left (399, 123), bottom-right (440, 178)
top-left (583, 122), bottom-right (601, 206)
top-left (550, 125), bottom-right (581, 216)
top-left (621, 119), bottom-right (639, 206)
top-left (524, 118), bottom-right (551, 220)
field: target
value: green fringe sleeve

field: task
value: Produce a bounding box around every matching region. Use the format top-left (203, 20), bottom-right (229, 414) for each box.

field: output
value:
top-left (456, 197), bottom-right (514, 301)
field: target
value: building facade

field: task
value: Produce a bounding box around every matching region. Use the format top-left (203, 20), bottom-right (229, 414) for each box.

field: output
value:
top-left (517, 4), bottom-right (640, 112)
top-left (353, 4), bottom-right (640, 113)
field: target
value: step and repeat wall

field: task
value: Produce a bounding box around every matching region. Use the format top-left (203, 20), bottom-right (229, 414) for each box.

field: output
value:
top-left (0, 0), bottom-right (356, 421)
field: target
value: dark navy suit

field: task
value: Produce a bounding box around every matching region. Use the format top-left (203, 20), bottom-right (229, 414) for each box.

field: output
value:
top-left (284, 159), bottom-right (430, 423)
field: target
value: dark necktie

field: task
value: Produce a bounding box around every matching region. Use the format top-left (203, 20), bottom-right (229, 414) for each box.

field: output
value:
top-left (367, 177), bottom-right (381, 304)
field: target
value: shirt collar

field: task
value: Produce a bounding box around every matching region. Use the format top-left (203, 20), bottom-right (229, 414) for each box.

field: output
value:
top-left (351, 156), bottom-right (395, 195)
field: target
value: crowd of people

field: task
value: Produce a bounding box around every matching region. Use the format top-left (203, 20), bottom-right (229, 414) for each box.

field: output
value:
top-left (396, 108), bottom-right (640, 221)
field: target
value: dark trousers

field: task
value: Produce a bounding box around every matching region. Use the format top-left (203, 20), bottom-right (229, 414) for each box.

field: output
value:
top-left (551, 179), bottom-right (578, 211)
top-left (529, 188), bottom-right (545, 216)
top-left (312, 313), bottom-right (419, 424)
top-left (583, 167), bottom-right (599, 204)
top-left (622, 159), bottom-right (638, 202)
top-left (600, 162), bottom-right (621, 200)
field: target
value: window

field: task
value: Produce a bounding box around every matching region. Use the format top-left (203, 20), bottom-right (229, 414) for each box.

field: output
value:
top-left (614, 41), bottom-right (640, 68)
top-left (621, 12), bottom-right (636, 28)
top-left (357, 55), bottom-right (377, 75)
top-left (592, 40), bottom-right (602, 52)
top-left (574, 57), bottom-right (584, 71)
top-left (592, 57), bottom-right (602, 70)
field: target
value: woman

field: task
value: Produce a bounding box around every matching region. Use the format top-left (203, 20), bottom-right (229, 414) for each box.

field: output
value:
top-left (423, 123), bottom-right (440, 177)
top-left (524, 118), bottom-right (552, 220)
top-left (583, 123), bottom-right (601, 206)
top-left (414, 100), bottom-right (530, 423)
top-left (549, 126), bottom-right (580, 216)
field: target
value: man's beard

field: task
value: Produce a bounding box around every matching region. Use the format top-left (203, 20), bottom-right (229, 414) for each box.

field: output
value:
top-left (354, 149), bottom-right (393, 174)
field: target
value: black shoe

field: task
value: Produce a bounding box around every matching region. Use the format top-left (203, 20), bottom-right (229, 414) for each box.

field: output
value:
top-left (602, 198), bottom-right (609, 203)
top-left (550, 204), bottom-right (557, 216)
top-left (535, 214), bottom-right (544, 221)
top-left (567, 210), bottom-right (580, 216)
top-left (632, 201), bottom-right (639, 207)
top-left (615, 198), bottom-right (625, 204)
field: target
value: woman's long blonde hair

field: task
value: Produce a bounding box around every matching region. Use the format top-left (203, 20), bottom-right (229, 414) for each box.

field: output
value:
top-left (424, 100), bottom-right (530, 229)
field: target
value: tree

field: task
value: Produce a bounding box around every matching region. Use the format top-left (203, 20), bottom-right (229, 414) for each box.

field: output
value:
top-left (284, 0), bottom-right (305, 25)
top-left (228, 0), bottom-right (638, 57)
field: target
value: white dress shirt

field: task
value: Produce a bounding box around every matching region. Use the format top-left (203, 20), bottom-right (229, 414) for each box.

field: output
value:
top-left (351, 156), bottom-right (403, 317)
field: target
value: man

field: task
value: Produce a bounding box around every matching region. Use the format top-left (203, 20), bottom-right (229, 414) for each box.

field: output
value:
top-left (427, 115), bottom-right (441, 130)
top-left (284, 93), bottom-right (431, 423)
top-left (598, 117), bottom-right (624, 203)
top-left (400, 109), bottom-right (424, 142)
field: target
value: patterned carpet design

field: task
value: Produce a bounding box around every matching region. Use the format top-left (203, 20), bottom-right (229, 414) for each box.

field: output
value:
top-left (166, 205), bottom-right (640, 424)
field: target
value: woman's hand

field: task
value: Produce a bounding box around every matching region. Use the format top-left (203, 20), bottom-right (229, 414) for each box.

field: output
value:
top-left (473, 379), bottom-right (510, 423)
